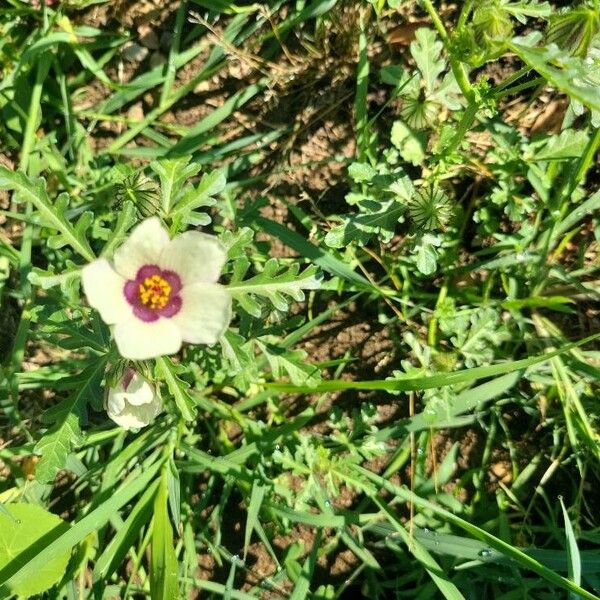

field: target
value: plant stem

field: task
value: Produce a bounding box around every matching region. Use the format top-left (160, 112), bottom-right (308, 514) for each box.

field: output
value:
top-left (457, 0), bottom-right (474, 30)
top-left (442, 101), bottom-right (479, 156)
top-left (419, 0), bottom-right (479, 157)
top-left (419, 0), bottom-right (476, 102)
top-left (8, 55), bottom-right (51, 430)
top-left (427, 281), bottom-right (447, 347)
top-left (566, 127), bottom-right (600, 199)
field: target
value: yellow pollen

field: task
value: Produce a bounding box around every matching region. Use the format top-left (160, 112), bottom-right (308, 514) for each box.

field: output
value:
top-left (138, 274), bottom-right (172, 310)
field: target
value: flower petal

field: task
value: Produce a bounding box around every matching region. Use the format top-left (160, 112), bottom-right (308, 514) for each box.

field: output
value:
top-left (173, 283), bottom-right (232, 344)
top-left (107, 400), bottom-right (159, 430)
top-left (114, 317), bottom-right (182, 359)
top-left (107, 388), bottom-right (126, 415)
top-left (81, 259), bottom-right (130, 325)
top-left (113, 217), bottom-right (170, 279)
top-left (159, 231), bottom-right (226, 286)
top-left (124, 372), bottom-right (156, 406)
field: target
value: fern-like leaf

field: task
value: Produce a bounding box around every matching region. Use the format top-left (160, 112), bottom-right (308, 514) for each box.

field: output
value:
top-left (227, 259), bottom-right (321, 317)
top-left (0, 167), bottom-right (95, 261)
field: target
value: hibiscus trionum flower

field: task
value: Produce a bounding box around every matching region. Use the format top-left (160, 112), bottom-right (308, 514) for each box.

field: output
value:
top-left (82, 218), bottom-right (231, 360)
top-left (107, 368), bottom-right (161, 430)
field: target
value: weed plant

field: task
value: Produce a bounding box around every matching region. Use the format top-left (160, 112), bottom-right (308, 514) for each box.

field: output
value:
top-left (1, 0), bottom-right (600, 598)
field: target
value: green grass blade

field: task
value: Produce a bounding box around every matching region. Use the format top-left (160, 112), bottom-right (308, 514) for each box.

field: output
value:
top-left (266, 332), bottom-right (600, 393)
top-left (150, 468), bottom-right (180, 600)
top-left (255, 217), bottom-right (373, 290)
top-left (560, 497), bottom-right (582, 598)
top-left (355, 467), bottom-right (600, 600)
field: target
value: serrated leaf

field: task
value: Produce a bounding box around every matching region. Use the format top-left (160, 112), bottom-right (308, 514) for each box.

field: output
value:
top-left (0, 504), bottom-right (71, 598)
top-left (101, 201), bottom-right (137, 257)
top-left (509, 39), bottom-right (600, 114)
top-left (325, 202), bottom-right (404, 248)
top-left (28, 265), bottom-right (80, 294)
top-left (34, 412), bottom-right (83, 484)
top-left (348, 162), bottom-right (377, 183)
top-left (155, 356), bottom-right (196, 421)
top-left (34, 358), bottom-right (106, 483)
top-left (526, 129), bottom-right (589, 161)
top-left (150, 157), bottom-right (202, 215)
top-left (171, 169), bottom-right (224, 218)
top-left (414, 233), bottom-right (441, 275)
top-left (221, 227), bottom-right (254, 259)
top-left (257, 342), bottom-right (321, 387)
top-left (391, 120), bottom-right (425, 165)
top-left (410, 28), bottom-right (445, 92)
top-left (0, 167), bottom-right (95, 261)
top-left (443, 307), bottom-right (510, 368)
top-left (228, 260), bottom-right (321, 315)
top-left (220, 331), bottom-right (257, 390)
top-left (503, 1), bottom-right (552, 21)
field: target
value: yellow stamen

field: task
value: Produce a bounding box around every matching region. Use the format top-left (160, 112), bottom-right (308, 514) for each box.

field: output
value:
top-left (138, 274), bottom-right (172, 310)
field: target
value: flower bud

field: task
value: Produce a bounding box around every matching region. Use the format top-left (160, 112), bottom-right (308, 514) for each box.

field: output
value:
top-left (106, 368), bottom-right (162, 430)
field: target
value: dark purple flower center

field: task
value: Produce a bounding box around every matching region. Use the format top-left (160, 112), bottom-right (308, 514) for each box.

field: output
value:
top-left (124, 265), bottom-right (182, 322)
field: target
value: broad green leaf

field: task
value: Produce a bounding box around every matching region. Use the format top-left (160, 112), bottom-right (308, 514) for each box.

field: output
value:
top-left (391, 120), bottom-right (425, 165)
top-left (348, 162), bottom-right (376, 183)
top-left (0, 459), bottom-right (164, 596)
top-left (526, 129), bottom-right (589, 161)
top-left (414, 233), bottom-right (441, 275)
top-left (0, 504), bottom-right (71, 599)
top-left (503, 2), bottom-right (551, 20)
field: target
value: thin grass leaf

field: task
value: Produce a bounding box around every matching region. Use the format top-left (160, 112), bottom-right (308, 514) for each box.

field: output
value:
top-left (150, 468), bottom-right (179, 600)
top-left (266, 332), bottom-right (600, 393)
top-left (289, 530), bottom-right (322, 600)
top-left (374, 497), bottom-right (466, 600)
top-left (560, 497), bottom-right (582, 597)
top-left (243, 481), bottom-right (267, 561)
top-left (355, 467), bottom-right (600, 600)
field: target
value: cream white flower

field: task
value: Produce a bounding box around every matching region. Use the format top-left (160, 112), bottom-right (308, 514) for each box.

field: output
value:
top-left (107, 369), bottom-right (161, 430)
top-left (82, 218), bottom-right (231, 359)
